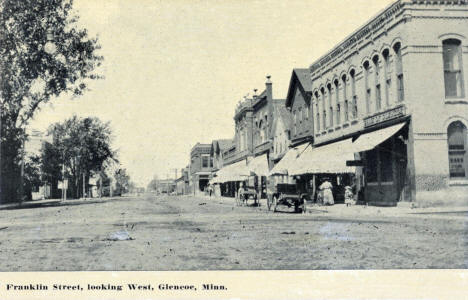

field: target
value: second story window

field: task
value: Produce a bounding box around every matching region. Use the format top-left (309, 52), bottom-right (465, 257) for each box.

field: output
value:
top-left (293, 111), bottom-right (297, 136)
top-left (443, 39), bottom-right (464, 98)
top-left (327, 84), bottom-right (333, 128)
top-left (335, 79), bottom-right (340, 125)
top-left (364, 61), bottom-right (371, 114)
top-left (315, 97), bottom-right (320, 132)
top-left (383, 49), bottom-right (391, 107)
top-left (202, 155), bottom-right (209, 168)
top-left (351, 69), bottom-right (357, 119)
top-left (373, 55), bottom-right (381, 111)
top-left (394, 43), bottom-right (405, 102)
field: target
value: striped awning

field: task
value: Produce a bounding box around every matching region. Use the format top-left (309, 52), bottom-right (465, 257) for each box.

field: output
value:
top-left (289, 139), bottom-right (355, 175)
top-left (247, 154), bottom-right (269, 177)
top-left (269, 143), bottom-right (309, 176)
top-left (212, 159), bottom-right (250, 183)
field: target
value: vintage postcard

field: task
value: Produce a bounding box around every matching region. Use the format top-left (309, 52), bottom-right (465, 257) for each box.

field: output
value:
top-left (0, 0), bottom-right (467, 299)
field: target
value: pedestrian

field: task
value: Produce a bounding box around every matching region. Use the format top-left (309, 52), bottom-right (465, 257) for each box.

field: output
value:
top-left (344, 186), bottom-right (355, 206)
top-left (209, 184), bottom-right (213, 197)
top-left (319, 178), bottom-right (334, 206)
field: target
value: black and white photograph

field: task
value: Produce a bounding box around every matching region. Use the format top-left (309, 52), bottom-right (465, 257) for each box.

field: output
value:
top-left (1, 0), bottom-right (467, 277)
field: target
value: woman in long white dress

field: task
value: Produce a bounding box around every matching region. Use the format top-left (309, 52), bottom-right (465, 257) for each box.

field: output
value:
top-left (319, 179), bottom-right (334, 205)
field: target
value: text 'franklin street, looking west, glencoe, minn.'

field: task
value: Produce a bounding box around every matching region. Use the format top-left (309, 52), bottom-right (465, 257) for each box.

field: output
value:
top-left (4, 283), bottom-right (227, 292)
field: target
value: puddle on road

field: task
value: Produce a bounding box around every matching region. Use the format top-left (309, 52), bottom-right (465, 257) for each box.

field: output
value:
top-left (319, 222), bottom-right (354, 241)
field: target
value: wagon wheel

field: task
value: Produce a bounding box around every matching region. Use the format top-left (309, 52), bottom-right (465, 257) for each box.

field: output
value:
top-left (302, 196), bottom-right (307, 214)
top-left (294, 200), bottom-right (300, 213)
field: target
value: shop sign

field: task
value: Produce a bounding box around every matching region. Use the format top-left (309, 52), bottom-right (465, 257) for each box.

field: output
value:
top-left (364, 105), bottom-right (406, 128)
top-left (346, 160), bottom-right (364, 166)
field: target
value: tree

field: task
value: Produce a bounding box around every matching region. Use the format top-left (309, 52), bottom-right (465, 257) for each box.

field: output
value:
top-left (114, 168), bottom-right (130, 195)
top-left (147, 179), bottom-right (159, 192)
top-left (44, 116), bottom-right (115, 199)
top-left (23, 154), bottom-right (42, 201)
top-left (0, 0), bottom-right (103, 203)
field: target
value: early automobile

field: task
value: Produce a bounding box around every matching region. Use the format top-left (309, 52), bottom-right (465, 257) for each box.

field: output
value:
top-left (267, 183), bottom-right (308, 213)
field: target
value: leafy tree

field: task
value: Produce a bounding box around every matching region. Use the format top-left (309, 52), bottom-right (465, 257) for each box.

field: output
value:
top-left (23, 154), bottom-right (42, 201)
top-left (45, 115), bottom-right (115, 199)
top-left (147, 179), bottom-right (159, 192)
top-left (0, 0), bottom-right (103, 203)
top-left (114, 168), bottom-right (131, 195)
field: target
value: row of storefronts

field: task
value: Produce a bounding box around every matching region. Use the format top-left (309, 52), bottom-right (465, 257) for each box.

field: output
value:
top-left (181, 0), bottom-right (468, 206)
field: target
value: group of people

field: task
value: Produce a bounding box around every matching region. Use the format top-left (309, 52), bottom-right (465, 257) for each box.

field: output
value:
top-left (317, 178), bottom-right (356, 206)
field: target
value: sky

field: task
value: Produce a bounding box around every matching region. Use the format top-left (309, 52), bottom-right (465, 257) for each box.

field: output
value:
top-left (29, 0), bottom-right (394, 187)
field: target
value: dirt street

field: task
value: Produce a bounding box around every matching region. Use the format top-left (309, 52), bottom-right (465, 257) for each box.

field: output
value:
top-left (0, 194), bottom-right (466, 271)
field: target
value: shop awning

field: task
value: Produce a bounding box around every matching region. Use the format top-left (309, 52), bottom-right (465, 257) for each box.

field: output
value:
top-left (289, 139), bottom-right (356, 175)
top-left (269, 143), bottom-right (309, 176)
top-left (212, 159), bottom-right (250, 183)
top-left (247, 154), bottom-right (269, 176)
top-left (352, 122), bottom-right (406, 153)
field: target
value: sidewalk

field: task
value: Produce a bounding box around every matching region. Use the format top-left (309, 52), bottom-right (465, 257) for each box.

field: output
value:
top-left (0, 196), bottom-right (124, 210)
top-left (191, 194), bottom-right (468, 220)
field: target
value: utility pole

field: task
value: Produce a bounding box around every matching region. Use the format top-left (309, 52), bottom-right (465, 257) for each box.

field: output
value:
top-left (19, 138), bottom-right (25, 204)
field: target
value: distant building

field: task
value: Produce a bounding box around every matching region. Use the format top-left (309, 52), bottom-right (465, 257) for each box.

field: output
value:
top-left (189, 143), bottom-right (213, 195)
top-left (213, 76), bottom-right (284, 198)
top-left (24, 129), bottom-right (52, 200)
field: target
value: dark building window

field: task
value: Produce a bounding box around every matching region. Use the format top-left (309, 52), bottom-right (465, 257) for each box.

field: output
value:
top-left (202, 155), bottom-right (209, 168)
top-left (351, 69), bottom-right (357, 119)
top-left (443, 39), bottom-right (464, 98)
top-left (448, 121), bottom-right (467, 178)
top-left (376, 84), bottom-right (382, 111)
top-left (366, 150), bottom-right (379, 183)
top-left (383, 49), bottom-right (390, 107)
top-left (394, 43), bottom-right (404, 102)
top-left (373, 55), bottom-right (381, 111)
top-left (380, 140), bottom-right (394, 182)
top-left (335, 79), bottom-right (341, 125)
top-left (364, 61), bottom-right (371, 113)
top-left (327, 84), bottom-right (333, 128)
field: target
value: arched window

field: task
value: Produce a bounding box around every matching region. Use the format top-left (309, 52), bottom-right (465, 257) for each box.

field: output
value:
top-left (393, 42), bottom-right (404, 102)
top-left (335, 79), bottom-right (341, 125)
top-left (363, 61), bottom-right (371, 114)
top-left (321, 87), bottom-right (326, 130)
top-left (315, 91), bottom-right (320, 132)
top-left (350, 69), bottom-right (357, 119)
top-left (342, 75), bottom-right (348, 123)
top-left (382, 49), bottom-right (390, 107)
top-left (448, 121), bottom-right (467, 178)
top-left (259, 120), bottom-right (265, 143)
top-left (443, 39), bottom-right (464, 98)
top-left (327, 83), bottom-right (333, 127)
top-left (373, 55), bottom-right (382, 111)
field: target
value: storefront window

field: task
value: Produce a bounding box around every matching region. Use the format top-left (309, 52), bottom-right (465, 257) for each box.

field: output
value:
top-left (366, 150), bottom-right (379, 183)
top-left (380, 140), bottom-right (394, 182)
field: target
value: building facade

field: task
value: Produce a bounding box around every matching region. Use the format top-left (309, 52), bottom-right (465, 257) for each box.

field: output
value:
top-left (304, 0), bottom-right (468, 205)
top-left (189, 143), bottom-right (213, 195)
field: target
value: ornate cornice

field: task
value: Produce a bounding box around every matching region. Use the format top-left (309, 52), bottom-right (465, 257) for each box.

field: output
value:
top-left (309, 0), bottom-right (467, 75)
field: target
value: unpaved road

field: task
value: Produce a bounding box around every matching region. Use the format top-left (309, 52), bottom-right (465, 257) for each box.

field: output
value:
top-left (0, 194), bottom-right (466, 271)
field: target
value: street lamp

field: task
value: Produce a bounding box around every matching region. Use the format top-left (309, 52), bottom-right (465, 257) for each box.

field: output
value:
top-left (44, 30), bottom-right (56, 55)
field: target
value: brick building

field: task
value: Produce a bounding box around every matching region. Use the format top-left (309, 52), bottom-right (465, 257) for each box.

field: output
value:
top-left (277, 0), bottom-right (468, 205)
top-left (189, 143), bottom-right (213, 195)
